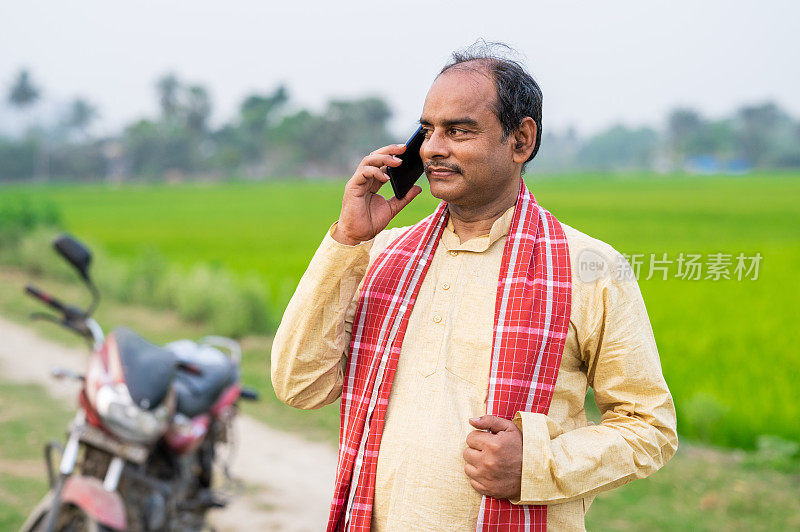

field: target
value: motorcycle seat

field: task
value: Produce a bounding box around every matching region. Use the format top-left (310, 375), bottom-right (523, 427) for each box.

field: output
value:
top-left (113, 327), bottom-right (177, 410)
top-left (168, 340), bottom-right (238, 418)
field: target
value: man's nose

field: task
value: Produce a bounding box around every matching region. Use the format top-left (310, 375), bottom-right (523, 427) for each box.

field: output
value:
top-left (422, 128), bottom-right (450, 160)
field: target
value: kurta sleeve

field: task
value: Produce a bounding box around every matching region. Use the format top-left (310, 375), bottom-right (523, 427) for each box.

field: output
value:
top-left (270, 222), bottom-right (372, 409)
top-left (510, 265), bottom-right (678, 505)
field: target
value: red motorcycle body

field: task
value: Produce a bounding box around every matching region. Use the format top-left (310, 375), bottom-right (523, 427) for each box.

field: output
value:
top-left (61, 476), bottom-right (126, 531)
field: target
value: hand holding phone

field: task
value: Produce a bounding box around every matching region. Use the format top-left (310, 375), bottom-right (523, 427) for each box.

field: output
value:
top-left (332, 142), bottom-right (422, 246)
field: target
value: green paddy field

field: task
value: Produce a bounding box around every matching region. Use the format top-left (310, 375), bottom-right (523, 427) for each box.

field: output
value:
top-left (2, 172), bottom-right (799, 449)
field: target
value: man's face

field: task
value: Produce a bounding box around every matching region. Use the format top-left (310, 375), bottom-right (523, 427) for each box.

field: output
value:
top-left (419, 67), bottom-right (518, 209)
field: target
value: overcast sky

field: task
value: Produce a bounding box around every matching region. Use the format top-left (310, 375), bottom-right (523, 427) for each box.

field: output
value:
top-left (1, 0), bottom-right (798, 138)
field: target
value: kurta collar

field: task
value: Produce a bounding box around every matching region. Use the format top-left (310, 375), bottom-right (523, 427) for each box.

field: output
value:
top-left (441, 204), bottom-right (516, 253)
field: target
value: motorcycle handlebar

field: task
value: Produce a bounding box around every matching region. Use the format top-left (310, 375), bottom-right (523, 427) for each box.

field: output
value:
top-left (240, 387), bottom-right (259, 401)
top-left (25, 284), bottom-right (68, 314)
top-left (25, 284), bottom-right (89, 327)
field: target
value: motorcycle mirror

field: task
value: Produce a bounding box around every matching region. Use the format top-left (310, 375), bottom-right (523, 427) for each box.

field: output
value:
top-left (53, 234), bottom-right (93, 282)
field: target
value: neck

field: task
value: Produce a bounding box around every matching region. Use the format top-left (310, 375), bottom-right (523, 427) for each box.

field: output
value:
top-left (448, 179), bottom-right (520, 242)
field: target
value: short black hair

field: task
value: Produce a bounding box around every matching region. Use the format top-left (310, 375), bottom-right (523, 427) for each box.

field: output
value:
top-left (439, 41), bottom-right (543, 171)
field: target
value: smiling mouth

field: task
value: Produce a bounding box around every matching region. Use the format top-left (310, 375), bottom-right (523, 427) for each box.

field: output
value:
top-left (426, 166), bottom-right (461, 178)
top-left (428, 169), bottom-right (458, 177)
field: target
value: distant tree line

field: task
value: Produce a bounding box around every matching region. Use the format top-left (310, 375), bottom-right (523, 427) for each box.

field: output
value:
top-left (2, 67), bottom-right (799, 182)
top-left (533, 103), bottom-right (800, 173)
top-left (1, 69), bottom-right (392, 181)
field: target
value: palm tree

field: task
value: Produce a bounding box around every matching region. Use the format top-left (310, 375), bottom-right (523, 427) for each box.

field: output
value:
top-left (240, 85), bottom-right (289, 136)
top-left (185, 85), bottom-right (212, 134)
top-left (156, 73), bottom-right (181, 120)
top-left (7, 68), bottom-right (40, 110)
top-left (63, 97), bottom-right (98, 139)
top-left (7, 68), bottom-right (45, 179)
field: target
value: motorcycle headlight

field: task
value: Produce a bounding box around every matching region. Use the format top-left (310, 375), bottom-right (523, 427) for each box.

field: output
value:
top-left (95, 384), bottom-right (170, 444)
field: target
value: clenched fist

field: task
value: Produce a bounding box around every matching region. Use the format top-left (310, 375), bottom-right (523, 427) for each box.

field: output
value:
top-left (463, 415), bottom-right (523, 500)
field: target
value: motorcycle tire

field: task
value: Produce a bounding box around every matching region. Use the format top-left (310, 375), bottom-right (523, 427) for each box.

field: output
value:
top-left (22, 496), bottom-right (112, 532)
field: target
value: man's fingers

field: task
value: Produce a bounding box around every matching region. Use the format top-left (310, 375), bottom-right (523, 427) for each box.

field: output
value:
top-left (463, 462), bottom-right (482, 481)
top-left (370, 143), bottom-right (407, 156)
top-left (462, 446), bottom-right (482, 465)
top-left (362, 153), bottom-right (403, 169)
top-left (352, 165), bottom-right (389, 189)
top-left (469, 479), bottom-right (490, 497)
top-left (365, 167), bottom-right (390, 194)
top-left (469, 415), bottom-right (516, 434)
top-left (387, 185), bottom-right (422, 214)
top-left (465, 429), bottom-right (493, 451)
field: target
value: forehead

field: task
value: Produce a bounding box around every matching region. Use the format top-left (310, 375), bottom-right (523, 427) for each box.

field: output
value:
top-left (421, 67), bottom-right (498, 124)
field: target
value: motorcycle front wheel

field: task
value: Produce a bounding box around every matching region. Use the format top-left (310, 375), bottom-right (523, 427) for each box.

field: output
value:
top-left (21, 496), bottom-right (111, 532)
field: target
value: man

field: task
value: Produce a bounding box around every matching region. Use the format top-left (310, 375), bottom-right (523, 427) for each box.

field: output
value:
top-left (271, 46), bottom-right (678, 531)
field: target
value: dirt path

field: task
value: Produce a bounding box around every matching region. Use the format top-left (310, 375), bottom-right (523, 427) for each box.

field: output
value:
top-left (0, 315), bottom-right (337, 531)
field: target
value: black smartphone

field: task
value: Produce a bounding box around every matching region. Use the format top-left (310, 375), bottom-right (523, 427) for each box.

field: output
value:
top-left (387, 126), bottom-right (425, 199)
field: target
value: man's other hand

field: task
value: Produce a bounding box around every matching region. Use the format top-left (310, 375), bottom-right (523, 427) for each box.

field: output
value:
top-left (463, 415), bottom-right (523, 500)
top-left (332, 144), bottom-right (423, 246)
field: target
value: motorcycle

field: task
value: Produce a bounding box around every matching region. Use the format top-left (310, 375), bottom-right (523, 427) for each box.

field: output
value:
top-left (20, 234), bottom-right (259, 531)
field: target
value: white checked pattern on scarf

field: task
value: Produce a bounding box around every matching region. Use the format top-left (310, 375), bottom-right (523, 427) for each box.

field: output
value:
top-left (327, 180), bottom-right (572, 531)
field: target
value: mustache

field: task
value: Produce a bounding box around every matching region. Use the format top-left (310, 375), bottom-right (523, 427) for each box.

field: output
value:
top-left (424, 161), bottom-right (463, 174)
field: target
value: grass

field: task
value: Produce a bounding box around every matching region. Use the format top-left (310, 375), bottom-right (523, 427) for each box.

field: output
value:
top-left (0, 381), bottom-right (72, 530)
top-left (585, 445), bottom-right (800, 531)
top-left (1, 172), bottom-right (799, 450)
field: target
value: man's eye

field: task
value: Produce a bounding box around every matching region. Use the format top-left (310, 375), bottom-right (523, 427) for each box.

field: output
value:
top-left (449, 128), bottom-right (467, 135)
top-left (421, 128), bottom-right (433, 138)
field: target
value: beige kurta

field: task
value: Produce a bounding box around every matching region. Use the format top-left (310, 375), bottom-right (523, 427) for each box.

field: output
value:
top-left (271, 206), bottom-right (678, 531)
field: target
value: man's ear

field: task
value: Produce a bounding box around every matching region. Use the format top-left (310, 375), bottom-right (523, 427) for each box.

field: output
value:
top-left (511, 117), bottom-right (537, 164)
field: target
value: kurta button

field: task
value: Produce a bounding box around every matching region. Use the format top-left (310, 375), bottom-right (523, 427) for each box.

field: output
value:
top-left (442, 282), bottom-right (450, 290)
top-left (432, 314), bottom-right (442, 323)
top-left (448, 250), bottom-right (458, 257)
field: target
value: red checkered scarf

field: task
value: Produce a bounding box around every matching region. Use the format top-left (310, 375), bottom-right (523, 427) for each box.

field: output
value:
top-left (328, 180), bottom-right (572, 531)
